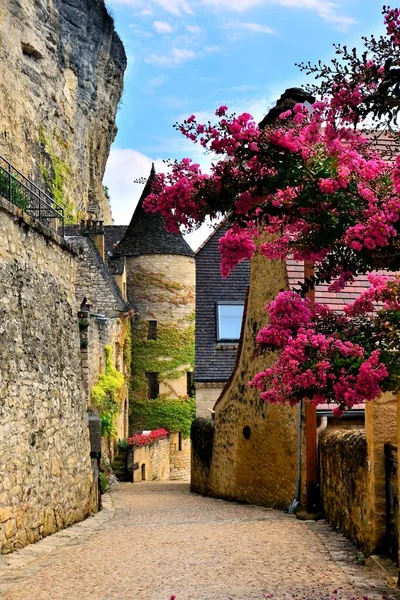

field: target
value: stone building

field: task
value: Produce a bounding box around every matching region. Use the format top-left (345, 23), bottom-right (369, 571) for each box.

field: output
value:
top-left (195, 221), bottom-right (365, 427)
top-left (0, 0), bottom-right (128, 554)
top-left (195, 220), bottom-right (250, 419)
top-left (112, 167), bottom-right (196, 481)
top-left (0, 197), bottom-right (101, 554)
top-left (65, 220), bottom-right (132, 453)
top-left (191, 90), bottom-right (370, 512)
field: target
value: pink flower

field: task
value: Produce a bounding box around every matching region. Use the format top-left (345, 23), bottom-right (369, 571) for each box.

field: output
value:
top-left (279, 110), bottom-right (292, 120)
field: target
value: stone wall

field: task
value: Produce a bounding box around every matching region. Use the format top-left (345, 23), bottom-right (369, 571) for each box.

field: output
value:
top-left (0, 199), bottom-right (96, 554)
top-left (133, 438), bottom-right (170, 482)
top-left (79, 312), bottom-right (129, 448)
top-left (196, 383), bottom-right (224, 419)
top-left (320, 430), bottom-right (373, 553)
top-left (169, 433), bottom-right (191, 480)
top-left (191, 418), bottom-right (215, 495)
top-left (365, 393), bottom-right (397, 552)
top-left (68, 236), bottom-right (127, 317)
top-left (127, 254), bottom-right (195, 402)
top-left (192, 252), bottom-right (300, 509)
top-left (0, 0), bottom-right (126, 222)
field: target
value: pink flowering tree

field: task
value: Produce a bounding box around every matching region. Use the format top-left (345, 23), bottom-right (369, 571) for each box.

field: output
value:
top-left (144, 7), bottom-right (400, 414)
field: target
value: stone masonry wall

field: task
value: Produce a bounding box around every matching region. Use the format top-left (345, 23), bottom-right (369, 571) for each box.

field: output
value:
top-left (79, 313), bottom-right (129, 449)
top-left (196, 383), bottom-right (224, 419)
top-left (193, 252), bottom-right (299, 509)
top-left (191, 418), bottom-right (215, 495)
top-left (133, 438), bottom-right (170, 482)
top-left (169, 433), bottom-right (191, 480)
top-left (320, 430), bottom-right (373, 553)
top-left (0, 199), bottom-right (96, 554)
top-left (69, 236), bottom-right (127, 317)
top-left (127, 254), bottom-right (195, 400)
top-left (127, 253), bottom-right (195, 481)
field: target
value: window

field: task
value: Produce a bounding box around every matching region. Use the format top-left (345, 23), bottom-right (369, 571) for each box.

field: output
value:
top-left (186, 371), bottom-right (195, 397)
top-left (217, 303), bottom-right (244, 341)
top-left (145, 372), bottom-right (159, 399)
top-left (147, 320), bottom-right (157, 340)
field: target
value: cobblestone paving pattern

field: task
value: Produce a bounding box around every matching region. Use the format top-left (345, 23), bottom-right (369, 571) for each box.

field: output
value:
top-left (0, 482), bottom-right (398, 600)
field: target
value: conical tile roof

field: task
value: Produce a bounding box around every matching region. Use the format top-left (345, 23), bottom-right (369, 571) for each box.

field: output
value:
top-left (113, 165), bottom-right (194, 257)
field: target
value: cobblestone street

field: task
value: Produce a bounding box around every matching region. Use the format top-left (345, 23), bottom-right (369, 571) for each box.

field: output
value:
top-left (0, 482), bottom-right (398, 600)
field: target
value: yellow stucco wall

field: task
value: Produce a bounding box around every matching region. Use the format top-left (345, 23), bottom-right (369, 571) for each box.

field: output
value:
top-left (194, 252), bottom-right (300, 509)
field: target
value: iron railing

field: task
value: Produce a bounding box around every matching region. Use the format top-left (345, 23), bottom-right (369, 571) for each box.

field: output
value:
top-left (0, 153), bottom-right (64, 236)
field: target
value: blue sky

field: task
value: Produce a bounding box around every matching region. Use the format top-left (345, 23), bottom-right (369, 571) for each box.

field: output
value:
top-left (104, 0), bottom-right (386, 248)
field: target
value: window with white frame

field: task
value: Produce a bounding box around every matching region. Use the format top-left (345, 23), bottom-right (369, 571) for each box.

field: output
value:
top-left (217, 303), bottom-right (244, 341)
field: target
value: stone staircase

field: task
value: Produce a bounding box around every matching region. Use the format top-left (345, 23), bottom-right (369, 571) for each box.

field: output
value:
top-left (111, 450), bottom-right (129, 482)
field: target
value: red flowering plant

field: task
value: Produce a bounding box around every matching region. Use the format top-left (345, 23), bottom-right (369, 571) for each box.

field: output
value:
top-left (143, 7), bottom-right (400, 414)
top-left (127, 429), bottom-right (169, 447)
top-left (249, 275), bottom-right (400, 416)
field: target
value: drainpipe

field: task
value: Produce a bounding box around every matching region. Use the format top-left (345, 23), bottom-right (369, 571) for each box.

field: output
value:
top-left (288, 411), bottom-right (329, 514)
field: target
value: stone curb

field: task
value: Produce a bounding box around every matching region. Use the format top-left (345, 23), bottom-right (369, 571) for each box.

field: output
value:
top-left (0, 492), bottom-right (115, 579)
top-left (306, 520), bottom-right (398, 594)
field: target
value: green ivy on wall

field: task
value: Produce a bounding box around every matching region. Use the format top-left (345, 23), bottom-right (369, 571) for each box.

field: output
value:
top-left (91, 345), bottom-right (125, 440)
top-left (131, 316), bottom-right (195, 398)
top-left (38, 125), bottom-right (77, 224)
top-left (131, 397), bottom-right (196, 438)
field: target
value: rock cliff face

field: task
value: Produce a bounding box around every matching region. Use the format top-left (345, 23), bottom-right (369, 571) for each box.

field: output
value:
top-left (0, 0), bottom-right (126, 223)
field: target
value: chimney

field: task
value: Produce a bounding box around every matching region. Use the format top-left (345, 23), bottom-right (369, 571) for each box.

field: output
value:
top-left (80, 219), bottom-right (105, 261)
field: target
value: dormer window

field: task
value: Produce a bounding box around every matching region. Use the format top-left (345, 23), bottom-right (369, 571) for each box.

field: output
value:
top-left (217, 302), bottom-right (244, 341)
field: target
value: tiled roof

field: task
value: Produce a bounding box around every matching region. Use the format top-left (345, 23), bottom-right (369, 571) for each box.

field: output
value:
top-left (286, 258), bottom-right (395, 310)
top-left (113, 167), bottom-right (194, 258)
top-left (286, 259), bottom-right (371, 309)
top-left (67, 235), bottom-right (130, 316)
top-left (104, 226), bottom-right (128, 255)
top-left (64, 225), bottom-right (128, 256)
top-left (195, 221), bottom-right (250, 382)
top-left (107, 255), bottom-right (126, 275)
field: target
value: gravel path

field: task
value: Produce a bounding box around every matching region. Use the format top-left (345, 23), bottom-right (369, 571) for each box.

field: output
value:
top-left (0, 482), bottom-right (398, 600)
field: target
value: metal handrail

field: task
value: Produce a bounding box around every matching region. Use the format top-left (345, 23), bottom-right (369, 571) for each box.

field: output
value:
top-left (0, 153), bottom-right (64, 236)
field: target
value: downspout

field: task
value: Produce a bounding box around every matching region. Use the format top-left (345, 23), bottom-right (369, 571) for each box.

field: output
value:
top-left (288, 410), bottom-right (328, 514)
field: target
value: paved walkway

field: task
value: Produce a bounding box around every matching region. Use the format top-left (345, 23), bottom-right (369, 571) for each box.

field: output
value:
top-left (0, 482), bottom-right (398, 600)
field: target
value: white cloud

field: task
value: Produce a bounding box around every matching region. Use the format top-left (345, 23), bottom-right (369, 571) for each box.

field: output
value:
top-left (205, 0), bottom-right (355, 29)
top-left (146, 74), bottom-right (169, 91)
top-left (145, 47), bottom-right (196, 67)
top-left (223, 21), bottom-right (276, 35)
top-left (129, 24), bottom-right (153, 37)
top-left (204, 45), bottom-right (223, 53)
top-left (176, 92), bottom-right (279, 129)
top-left (152, 0), bottom-right (193, 15)
top-left (163, 96), bottom-right (189, 108)
top-left (109, 0), bottom-right (193, 15)
top-left (104, 149), bottom-right (166, 225)
top-left (186, 24), bottom-right (202, 34)
top-left (138, 7), bottom-right (153, 15)
top-left (153, 20), bottom-right (174, 33)
top-left (109, 0), bottom-right (354, 30)
top-left (104, 146), bottom-right (214, 250)
top-left (203, 0), bottom-right (263, 9)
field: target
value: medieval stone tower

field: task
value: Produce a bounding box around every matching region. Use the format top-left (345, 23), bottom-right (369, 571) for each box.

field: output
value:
top-left (113, 166), bottom-right (195, 480)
